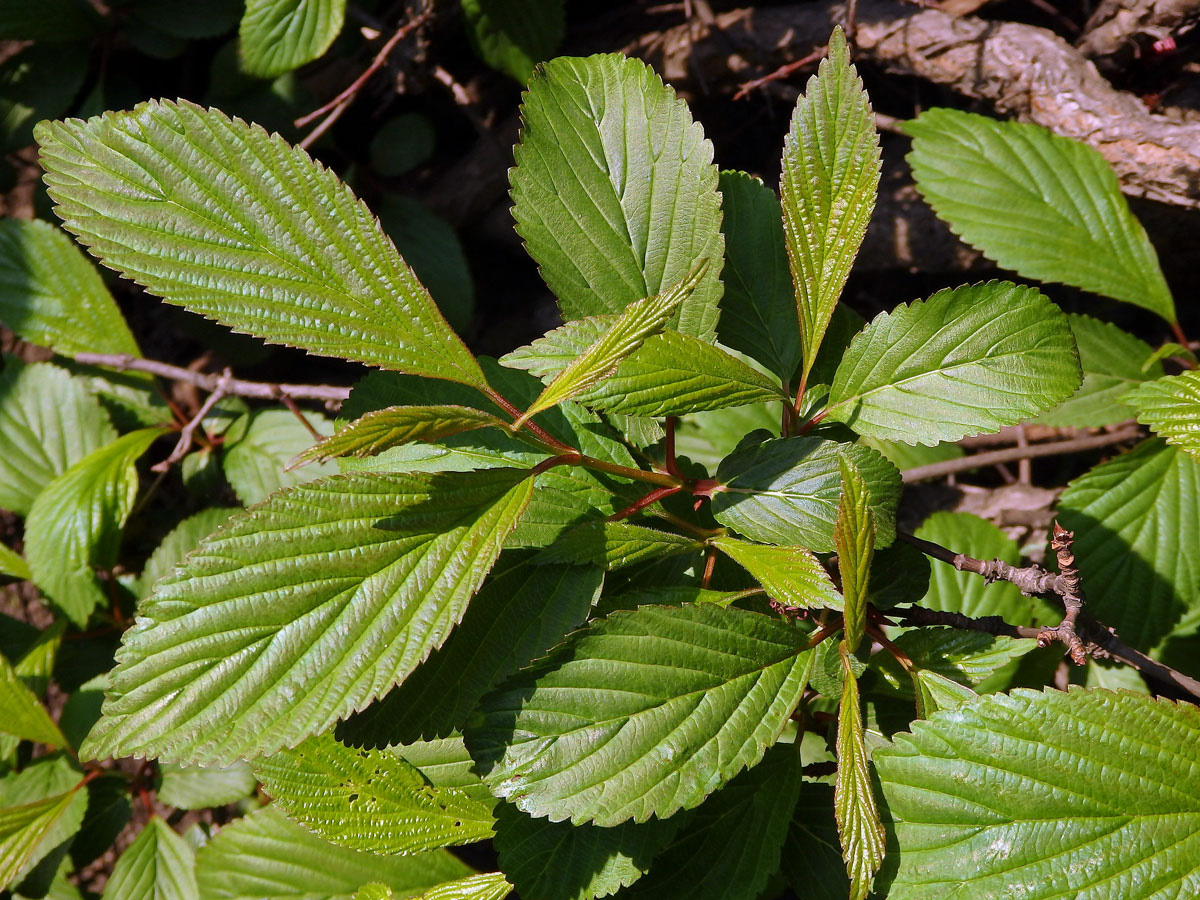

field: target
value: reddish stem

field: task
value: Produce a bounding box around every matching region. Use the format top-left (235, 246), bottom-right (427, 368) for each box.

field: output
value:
top-left (607, 485), bottom-right (683, 522)
top-left (701, 546), bottom-right (717, 589)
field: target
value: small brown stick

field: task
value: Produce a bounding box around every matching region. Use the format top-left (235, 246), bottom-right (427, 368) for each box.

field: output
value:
top-left (899, 531), bottom-right (1069, 597)
top-left (275, 391), bottom-right (323, 441)
top-left (607, 485), bottom-right (684, 522)
top-left (733, 45), bottom-right (827, 100)
top-left (152, 369), bottom-right (233, 473)
top-left (1041, 522), bottom-right (1086, 665)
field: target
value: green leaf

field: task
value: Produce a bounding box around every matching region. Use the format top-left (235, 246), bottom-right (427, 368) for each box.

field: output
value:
top-left (303, 406), bottom-right (512, 466)
top-left (780, 27), bottom-right (881, 388)
top-left (834, 649), bottom-right (885, 900)
top-left (825, 282), bottom-right (1081, 444)
top-left (369, 118), bottom-right (435, 178)
top-left (0, 0), bottom-right (98, 40)
top-left (341, 558), bottom-right (602, 746)
top-left (872, 629), bottom-right (1037, 699)
top-left (25, 429), bottom-right (159, 625)
top-left (875, 688), bottom-right (1200, 899)
top-left (711, 537), bottom-right (841, 610)
top-left (910, 669), bottom-right (977, 718)
top-left (101, 817), bottom-right (197, 900)
top-left (623, 742), bottom-right (803, 900)
top-left (857, 436), bottom-right (963, 473)
top-left (390, 735), bottom-right (495, 807)
top-left (1035, 313), bottom-right (1162, 427)
top-left (239, 0), bottom-right (346, 78)
top-left (711, 437), bottom-right (901, 551)
top-left (0, 361), bottom-right (116, 516)
top-left (157, 763), bottom-right (256, 811)
top-left (835, 458), bottom-right (874, 652)
top-left (222, 409), bottom-right (337, 505)
top-left (194, 807), bottom-right (472, 900)
top-left (781, 784), bottom-right (849, 900)
top-left (516, 267), bottom-right (706, 426)
top-left (717, 171), bottom-right (800, 382)
top-left (0, 780), bottom-right (87, 890)
top-left (138, 508), bottom-right (240, 599)
top-left (1143, 342), bottom-right (1198, 371)
top-left (1124, 371), bottom-right (1200, 460)
top-left (536, 522), bottom-right (701, 571)
top-left (0, 42), bottom-right (89, 152)
top-left (467, 604), bottom-right (816, 826)
top-left (0, 542), bottom-right (30, 581)
top-left (408, 873), bottom-right (512, 900)
top-left (510, 54), bottom-right (724, 340)
top-left (36, 100), bottom-right (486, 389)
top-left (672, 402), bottom-right (780, 471)
top-left (905, 108), bottom-right (1175, 322)
top-left (80, 469), bottom-right (533, 765)
top-left (494, 803), bottom-right (678, 900)
top-left (254, 732), bottom-right (495, 854)
top-left (1057, 439), bottom-right (1200, 648)
top-left (0, 654), bottom-right (66, 747)
top-left (0, 219), bottom-right (139, 357)
top-left (461, 0), bottom-right (564, 83)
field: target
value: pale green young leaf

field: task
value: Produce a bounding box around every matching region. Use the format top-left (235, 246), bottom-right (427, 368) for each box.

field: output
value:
top-left (409, 873), bottom-right (512, 900)
top-left (906, 109), bottom-right (1175, 322)
top-left (341, 558), bottom-right (601, 747)
top-left (157, 763), bottom-right (256, 811)
top-left (872, 629), bottom-right (1038, 700)
top-left (0, 654), bottom-right (66, 747)
top-left (623, 743), bottom-right (803, 900)
top-left (0, 362), bottom-right (115, 516)
top-left (25, 429), bottom-right (159, 625)
top-left (780, 27), bottom-right (881, 387)
top-left (835, 458), bottom-right (874, 652)
top-left (137, 507), bottom-right (240, 599)
top-left (0, 782), bottom-right (87, 890)
top-left (711, 437), bottom-right (901, 550)
top-left (195, 807), bottom-right (472, 900)
top-left (494, 803), bottom-right (679, 900)
top-left (1035, 314), bottom-right (1162, 427)
top-left (0, 219), bottom-right (139, 357)
top-left (461, 0), bottom-right (563, 83)
top-left (239, 0), bottom-right (346, 78)
top-left (253, 732), bottom-right (495, 853)
top-left (1143, 342), bottom-right (1197, 370)
top-left (467, 604), bottom-right (815, 826)
top-left (1058, 439), bottom-right (1200, 648)
top-left (536, 522), bottom-right (701, 571)
top-left (711, 536), bottom-right (842, 611)
top-left (511, 54), bottom-right (724, 340)
top-left (80, 469), bottom-right (533, 766)
top-left (717, 171), bottom-right (801, 382)
top-left (911, 669), bottom-right (977, 718)
top-left (875, 688), bottom-right (1200, 899)
top-left (36, 100), bottom-right (486, 389)
top-left (101, 817), bottom-right (197, 900)
top-left (0, 543), bottom-right (30, 581)
top-left (222, 409), bottom-right (336, 505)
top-left (516, 266), bottom-right (706, 426)
top-left (1123, 371), bottom-right (1200, 460)
top-left (826, 282), bottom-right (1081, 444)
top-left (834, 649), bottom-right (885, 900)
top-left (297, 406), bottom-right (511, 465)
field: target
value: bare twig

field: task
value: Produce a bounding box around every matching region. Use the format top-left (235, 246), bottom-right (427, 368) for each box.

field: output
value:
top-left (1077, 0), bottom-right (1200, 72)
top-left (901, 428), bottom-right (1143, 482)
top-left (733, 46), bottom-right (826, 100)
top-left (1042, 523), bottom-right (1086, 665)
top-left (152, 369), bottom-right (233, 473)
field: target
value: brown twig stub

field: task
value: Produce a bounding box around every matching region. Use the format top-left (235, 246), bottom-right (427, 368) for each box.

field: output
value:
top-left (900, 428), bottom-right (1143, 482)
top-left (1038, 521), bottom-right (1087, 665)
top-left (152, 368), bottom-right (234, 473)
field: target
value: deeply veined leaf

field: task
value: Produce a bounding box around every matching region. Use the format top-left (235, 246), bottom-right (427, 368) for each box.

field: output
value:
top-left (137, 507), bottom-right (240, 599)
top-left (36, 100), bottom-right (486, 389)
top-left (390, 736), bottom-right (495, 808)
top-left (101, 817), bottom-right (197, 900)
top-left (461, 0), bottom-right (564, 83)
top-left (157, 763), bottom-right (256, 811)
top-left (221, 409), bottom-right (336, 505)
top-left (825, 282), bottom-right (1081, 445)
top-left (871, 629), bottom-right (1037, 701)
top-left (834, 650), bottom-right (885, 900)
top-left (1124, 371), bottom-right (1200, 460)
top-left (494, 803), bottom-right (679, 900)
top-left (239, 0), bottom-right (346, 78)
top-left (536, 522), bottom-right (701, 571)
top-left (510, 54), bottom-right (724, 340)
top-left (298, 406), bottom-right (512, 465)
top-left (24, 429), bottom-right (159, 625)
top-left (717, 171), bottom-right (801, 382)
top-left (253, 732), bottom-right (495, 854)
top-left (408, 873), bottom-right (513, 900)
top-left (0, 362), bottom-right (115, 516)
top-left (780, 27), bottom-right (881, 388)
top-left (875, 688), bottom-right (1200, 899)
top-left (711, 537), bottom-right (842, 611)
top-left (835, 458), bottom-right (874, 652)
top-left (466, 604), bottom-right (816, 826)
top-left (906, 108), bottom-right (1175, 322)
top-left (711, 437), bottom-right (901, 550)
top-left (1036, 313), bottom-right (1162, 427)
top-left (515, 266), bottom-right (706, 426)
top-left (0, 654), bottom-right (66, 747)
top-left (0, 219), bottom-right (139, 357)
top-left (194, 807), bottom-right (472, 900)
top-left (341, 558), bottom-right (602, 747)
top-left (1058, 439), bottom-right (1200, 648)
top-left (80, 469), bottom-right (533, 766)
top-left (782, 784), bottom-right (849, 900)
top-left (0, 781), bottom-right (87, 890)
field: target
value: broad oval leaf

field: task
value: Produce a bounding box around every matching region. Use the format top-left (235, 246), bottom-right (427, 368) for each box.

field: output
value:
top-left (102, 817), bottom-right (197, 900)
top-left (535, 521), bottom-right (701, 571)
top-left (826, 282), bottom-right (1081, 445)
top-left (466, 604), bottom-right (815, 826)
top-left (511, 54), bottom-right (724, 340)
top-left (0, 654), bottom-right (66, 747)
top-left (254, 732), bottom-right (495, 854)
top-left (36, 100), bottom-right (485, 389)
top-left (298, 406), bottom-right (511, 465)
top-left (407, 873), bottom-right (513, 900)
top-left (875, 688), bottom-right (1200, 900)
top-left (905, 108), bottom-right (1175, 322)
top-left (221, 409), bottom-right (336, 505)
top-left (239, 0), bottom-right (346, 78)
top-left (1123, 371), bottom-right (1200, 460)
top-left (0, 772), bottom-right (88, 890)
top-left (711, 437), bottom-right (901, 550)
top-left (461, 0), bottom-right (564, 83)
top-left (711, 536), bottom-right (842, 611)
top-left (80, 469), bottom-right (533, 766)
top-left (157, 762), bottom-right (256, 811)
top-left (138, 507), bottom-right (241, 599)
